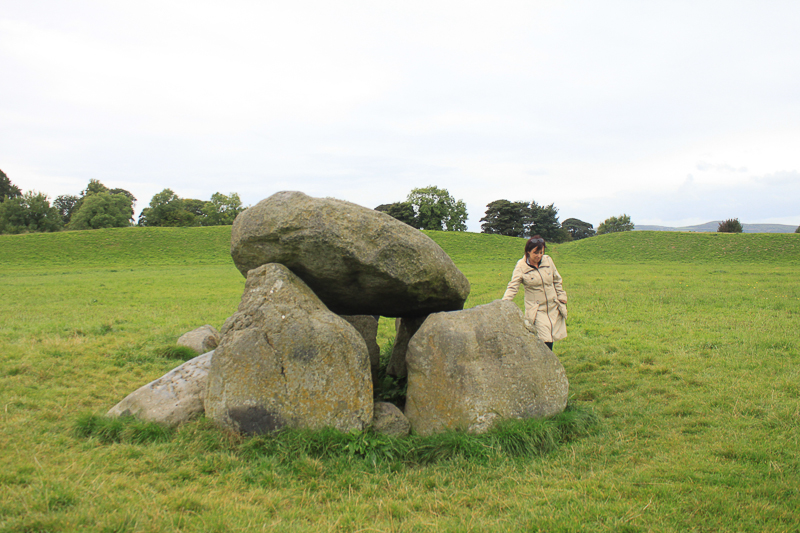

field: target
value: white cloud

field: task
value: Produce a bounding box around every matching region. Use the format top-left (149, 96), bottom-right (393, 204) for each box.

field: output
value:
top-left (1, 0), bottom-right (799, 231)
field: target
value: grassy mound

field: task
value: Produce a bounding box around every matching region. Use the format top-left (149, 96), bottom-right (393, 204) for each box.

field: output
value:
top-left (0, 226), bottom-right (234, 269)
top-left (4, 226), bottom-right (799, 271)
top-left (553, 230), bottom-right (800, 264)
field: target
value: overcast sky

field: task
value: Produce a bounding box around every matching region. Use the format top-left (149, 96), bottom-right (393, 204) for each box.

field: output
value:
top-left (2, 1), bottom-right (799, 231)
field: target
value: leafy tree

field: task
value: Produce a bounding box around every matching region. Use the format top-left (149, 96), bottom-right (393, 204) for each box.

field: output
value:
top-left (109, 188), bottom-right (137, 205)
top-left (0, 191), bottom-right (62, 234)
top-left (138, 189), bottom-right (196, 227)
top-left (201, 192), bottom-right (245, 226)
top-left (562, 218), bottom-right (596, 240)
top-left (80, 179), bottom-right (109, 197)
top-left (717, 218), bottom-right (743, 233)
top-left (183, 199), bottom-right (207, 224)
top-left (375, 202), bottom-right (417, 227)
top-left (54, 195), bottom-right (80, 225)
top-left (139, 190), bottom-right (246, 227)
top-left (528, 201), bottom-right (566, 242)
top-left (67, 192), bottom-right (134, 230)
top-left (406, 186), bottom-right (468, 231)
top-left (796, 225), bottom-right (800, 234)
top-left (1, 169), bottom-right (22, 202)
top-left (70, 180), bottom-right (136, 228)
top-left (597, 214), bottom-right (634, 235)
top-left (480, 200), bottom-right (530, 237)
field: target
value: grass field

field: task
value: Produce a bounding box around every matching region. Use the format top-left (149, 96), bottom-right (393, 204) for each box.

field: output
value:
top-left (1, 227), bottom-right (799, 532)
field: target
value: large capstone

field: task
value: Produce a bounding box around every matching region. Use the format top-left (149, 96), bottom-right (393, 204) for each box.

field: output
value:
top-left (204, 263), bottom-right (373, 435)
top-left (107, 351), bottom-right (213, 426)
top-left (404, 299), bottom-right (569, 436)
top-left (230, 191), bottom-right (470, 317)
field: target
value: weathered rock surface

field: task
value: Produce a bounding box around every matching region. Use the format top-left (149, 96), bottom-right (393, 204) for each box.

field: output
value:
top-left (386, 315), bottom-right (428, 378)
top-left (372, 401), bottom-right (411, 437)
top-left (230, 191), bottom-right (470, 317)
top-left (204, 263), bottom-right (373, 435)
top-left (404, 300), bottom-right (569, 436)
top-left (341, 315), bottom-right (380, 382)
top-left (107, 351), bottom-right (214, 426)
top-left (177, 325), bottom-right (220, 354)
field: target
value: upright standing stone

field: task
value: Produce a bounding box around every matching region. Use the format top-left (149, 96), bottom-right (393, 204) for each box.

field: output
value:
top-left (230, 191), bottom-right (470, 317)
top-left (205, 264), bottom-right (373, 435)
top-left (386, 315), bottom-right (428, 378)
top-left (340, 315), bottom-right (381, 384)
top-left (405, 299), bottom-right (569, 436)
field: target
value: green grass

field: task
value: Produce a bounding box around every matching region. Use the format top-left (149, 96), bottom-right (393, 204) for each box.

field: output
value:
top-left (553, 229), bottom-right (800, 264)
top-left (74, 403), bottom-right (597, 465)
top-left (0, 226), bottom-right (233, 269)
top-left (2, 227), bottom-right (799, 532)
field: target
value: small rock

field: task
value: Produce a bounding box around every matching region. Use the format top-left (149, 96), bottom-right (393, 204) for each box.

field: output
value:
top-left (177, 325), bottom-right (220, 354)
top-left (372, 401), bottom-right (411, 437)
top-left (107, 351), bottom-right (214, 426)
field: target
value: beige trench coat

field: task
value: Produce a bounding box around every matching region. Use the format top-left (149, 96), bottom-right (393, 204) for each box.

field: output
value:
top-left (502, 255), bottom-right (568, 342)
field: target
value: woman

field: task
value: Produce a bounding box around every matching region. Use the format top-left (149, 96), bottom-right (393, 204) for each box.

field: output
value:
top-left (502, 235), bottom-right (567, 350)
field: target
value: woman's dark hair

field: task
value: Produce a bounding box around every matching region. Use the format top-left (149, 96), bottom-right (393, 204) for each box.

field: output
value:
top-left (525, 235), bottom-right (546, 254)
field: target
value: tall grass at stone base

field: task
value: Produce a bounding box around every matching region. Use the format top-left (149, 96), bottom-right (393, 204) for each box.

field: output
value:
top-left (74, 403), bottom-right (598, 467)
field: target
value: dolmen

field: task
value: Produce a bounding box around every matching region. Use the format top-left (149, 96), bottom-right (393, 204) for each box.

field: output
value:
top-left (108, 191), bottom-right (568, 436)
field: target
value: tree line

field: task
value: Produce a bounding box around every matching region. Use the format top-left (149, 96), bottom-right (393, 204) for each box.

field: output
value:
top-left (3, 168), bottom-right (640, 237)
top-left (478, 201), bottom-right (633, 242)
top-left (0, 169), bottom-right (245, 234)
top-left (375, 186), bottom-right (634, 242)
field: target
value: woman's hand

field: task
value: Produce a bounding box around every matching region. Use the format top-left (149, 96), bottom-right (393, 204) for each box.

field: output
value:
top-left (558, 299), bottom-right (567, 304)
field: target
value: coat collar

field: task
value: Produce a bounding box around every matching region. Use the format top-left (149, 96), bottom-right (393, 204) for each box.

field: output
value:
top-left (522, 255), bottom-right (550, 272)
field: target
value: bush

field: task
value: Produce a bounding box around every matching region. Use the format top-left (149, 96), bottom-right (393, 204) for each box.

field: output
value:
top-left (795, 225), bottom-right (799, 234)
top-left (528, 201), bottom-right (567, 242)
top-left (0, 168), bottom-right (22, 201)
top-left (597, 214), bottom-right (634, 234)
top-left (67, 192), bottom-right (134, 230)
top-left (407, 186), bottom-right (468, 231)
top-left (0, 191), bottom-right (63, 234)
top-left (717, 218), bottom-right (743, 233)
top-left (562, 218), bottom-right (596, 240)
top-left (375, 202), bottom-right (417, 227)
top-left (480, 200), bottom-right (530, 237)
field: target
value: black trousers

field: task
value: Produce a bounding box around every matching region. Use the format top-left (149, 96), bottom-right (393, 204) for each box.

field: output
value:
top-left (545, 341), bottom-right (554, 351)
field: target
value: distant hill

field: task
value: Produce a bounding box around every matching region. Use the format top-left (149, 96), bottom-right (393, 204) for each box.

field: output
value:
top-left (635, 221), bottom-right (798, 233)
top-left (554, 230), bottom-right (800, 264)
